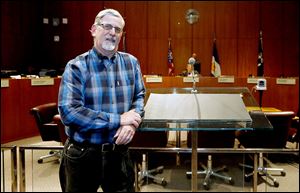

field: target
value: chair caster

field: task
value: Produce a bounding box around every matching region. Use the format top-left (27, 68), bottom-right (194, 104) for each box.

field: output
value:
top-left (274, 181), bottom-right (279, 187)
top-left (244, 175), bottom-right (251, 182)
top-left (161, 179), bottom-right (167, 186)
top-left (156, 166), bottom-right (164, 174)
top-left (38, 159), bottom-right (43, 164)
top-left (223, 166), bottom-right (229, 172)
top-left (281, 171), bottom-right (286, 176)
top-left (229, 179), bottom-right (234, 185)
top-left (203, 182), bottom-right (210, 190)
top-left (186, 173), bottom-right (191, 179)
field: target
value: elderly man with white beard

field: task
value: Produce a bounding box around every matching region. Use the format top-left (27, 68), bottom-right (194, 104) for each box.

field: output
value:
top-left (57, 8), bottom-right (145, 192)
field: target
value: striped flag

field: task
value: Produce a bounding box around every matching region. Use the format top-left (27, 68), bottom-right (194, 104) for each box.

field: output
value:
top-left (211, 40), bottom-right (221, 77)
top-left (257, 30), bottom-right (264, 76)
top-left (168, 39), bottom-right (175, 76)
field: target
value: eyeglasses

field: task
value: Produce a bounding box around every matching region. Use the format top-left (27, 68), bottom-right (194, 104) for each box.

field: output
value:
top-left (97, 23), bottom-right (122, 34)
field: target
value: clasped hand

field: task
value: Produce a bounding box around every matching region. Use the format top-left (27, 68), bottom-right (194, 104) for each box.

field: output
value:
top-left (114, 110), bottom-right (142, 145)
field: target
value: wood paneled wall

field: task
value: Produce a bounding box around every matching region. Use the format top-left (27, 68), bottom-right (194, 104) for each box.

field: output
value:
top-left (1, 1), bottom-right (299, 77)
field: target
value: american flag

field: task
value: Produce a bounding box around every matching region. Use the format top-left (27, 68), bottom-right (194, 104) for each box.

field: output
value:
top-left (168, 40), bottom-right (175, 76)
top-left (257, 30), bottom-right (264, 77)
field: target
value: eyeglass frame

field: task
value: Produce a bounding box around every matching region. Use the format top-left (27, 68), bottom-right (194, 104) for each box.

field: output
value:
top-left (96, 23), bottom-right (123, 34)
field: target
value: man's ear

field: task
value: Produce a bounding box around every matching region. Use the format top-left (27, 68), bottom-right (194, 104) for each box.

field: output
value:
top-left (90, 24), bottom-right (97, 36)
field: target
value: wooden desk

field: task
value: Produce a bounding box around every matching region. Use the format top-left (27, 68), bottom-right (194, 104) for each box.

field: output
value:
top-left (1, 78), bottom-right (60, 143)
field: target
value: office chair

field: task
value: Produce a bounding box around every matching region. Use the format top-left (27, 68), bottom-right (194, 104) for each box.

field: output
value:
top-left (53, 114), bottom-right (68, 145)
top-left (52, 113), bottom-right (68, 192)
top-left (186, 130), bottom-right (235, 190)
top-left (237, 111), bottom-right (295, 187)
top-left (129, 131), bottom-right (168, 188)
top-left (287, 110), bottom-right (299, 149)
top-left (30, 103), bottom-right (62, 163)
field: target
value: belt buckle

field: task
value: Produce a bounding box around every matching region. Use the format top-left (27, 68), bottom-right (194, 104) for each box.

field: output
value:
top-left (101, 143), bottom-right (115, 152)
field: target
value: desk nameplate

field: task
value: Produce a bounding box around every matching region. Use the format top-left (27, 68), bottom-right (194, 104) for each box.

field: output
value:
top-left (146, 77), bottom-right (163, 83)
top-left (247, 77), bottom-right (260, 84)
top-left (218, 76), bottom-right (234, 83)
top-left (31, 78), bottom-right (54, 86)
top-left (276, 78), bottom-right (296, 85)
top-left (1, 79), bottom-right (9, 88)
top-left (183, 77), bottom-right (199, 83)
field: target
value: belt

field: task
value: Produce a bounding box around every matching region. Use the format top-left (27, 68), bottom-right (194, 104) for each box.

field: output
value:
top-left (69, 138), bottom-right (128, 152)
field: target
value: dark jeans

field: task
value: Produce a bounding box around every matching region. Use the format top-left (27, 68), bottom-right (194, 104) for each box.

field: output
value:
top-left (59, 138), bottom-right (135, 192)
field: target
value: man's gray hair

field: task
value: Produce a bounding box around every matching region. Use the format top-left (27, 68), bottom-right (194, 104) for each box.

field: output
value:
top-left (94, 8), bottom-right (125, 28)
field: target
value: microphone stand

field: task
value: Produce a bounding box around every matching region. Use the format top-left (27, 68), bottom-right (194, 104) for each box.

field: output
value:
top-left (258, 90), bottom-right (263, 108)
top-left (191, 69), bottom-right (197, 93)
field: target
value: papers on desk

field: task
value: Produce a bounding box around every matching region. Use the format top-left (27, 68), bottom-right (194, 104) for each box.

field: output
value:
top-left (1, 79), bottom-right (9, 88)
top-left (246, 106), bottom-right (281, 112)
top-left (144, 93), bottom-right (252, 122)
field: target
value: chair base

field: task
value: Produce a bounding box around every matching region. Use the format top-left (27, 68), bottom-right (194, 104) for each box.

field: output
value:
top-left (38, 150), bottom-right (61, 163)
top-left (136, 154), bottom-right (167, 187)
top-left (186, 155), bottom-right (234, 190)
top-left (239, 153), bottom-right (286, 188)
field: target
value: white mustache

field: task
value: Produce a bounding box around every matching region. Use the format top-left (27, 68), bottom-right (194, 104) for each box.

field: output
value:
top-left (105, 37), bottom-right (116, 43)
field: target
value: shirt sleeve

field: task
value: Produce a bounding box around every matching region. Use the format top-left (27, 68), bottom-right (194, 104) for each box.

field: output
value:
top-left (130, 58), bottom-right (146, 118)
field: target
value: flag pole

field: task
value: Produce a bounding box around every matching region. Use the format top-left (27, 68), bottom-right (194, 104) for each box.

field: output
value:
top-left (213, 32), bottom-right (216, 42)
top-left (258, 30), bottom-right (263, 108)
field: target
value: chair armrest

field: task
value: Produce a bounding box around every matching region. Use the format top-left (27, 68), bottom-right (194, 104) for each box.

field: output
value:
top-left (53, 114), bottom-right (68, 144)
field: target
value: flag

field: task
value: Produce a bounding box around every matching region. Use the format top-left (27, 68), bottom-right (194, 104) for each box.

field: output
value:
top-left (257, 30), bottom-right (264, 76)
top-left (168, 40), bottom-right (175, 76)
top-left (211, 40), bottom-right (221, 77)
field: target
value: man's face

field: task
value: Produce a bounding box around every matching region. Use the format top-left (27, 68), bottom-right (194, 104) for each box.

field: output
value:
top-left (93, 14), bottom-right (123, 55)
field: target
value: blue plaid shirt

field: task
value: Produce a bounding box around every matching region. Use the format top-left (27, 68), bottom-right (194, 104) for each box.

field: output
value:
top-left (58, 47), bottom-right (145, 145)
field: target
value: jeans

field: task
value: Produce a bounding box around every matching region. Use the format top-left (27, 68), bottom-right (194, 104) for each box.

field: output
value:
top-left (59, 138), bottom-right (135, 192)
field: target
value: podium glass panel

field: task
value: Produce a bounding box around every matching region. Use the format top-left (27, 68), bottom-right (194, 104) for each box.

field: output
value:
top-left (139, 87), bottom-right (272, 132)
top-left (137, 87), bottom-right (273, 192)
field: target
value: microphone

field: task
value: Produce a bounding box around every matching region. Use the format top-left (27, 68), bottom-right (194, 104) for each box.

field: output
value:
top-left (188, 57), bottom-right (196, 65)
top-left (187, 57), bottom-right (197, 93)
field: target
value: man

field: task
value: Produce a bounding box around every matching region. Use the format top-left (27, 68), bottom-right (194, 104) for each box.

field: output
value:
top-left (190, 53), bottom-right (201, 74)
top-left (179, 63), bottom-right (199, 77)
top-left (58, 9), bottom-right (145, 192)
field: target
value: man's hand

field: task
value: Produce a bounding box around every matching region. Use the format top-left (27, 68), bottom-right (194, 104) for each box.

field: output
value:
top-left (114, 125), bottom-right (136, 145)
top-left (120, 109), bottom-right (141, 129)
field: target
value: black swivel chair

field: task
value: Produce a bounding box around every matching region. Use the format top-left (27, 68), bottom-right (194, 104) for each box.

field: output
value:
top-left (287, 110), bottom-right (299, 149)
top-left (30, 103), bottom-right (62, 163)
top-left (52, 113), bottom-right (68, 192)
top-left (186, 130), bottom-right (235, 190)
top-left (236, 111), bottom-right (295, 187)
top-left (129, 131), bottom-right (168, 188)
